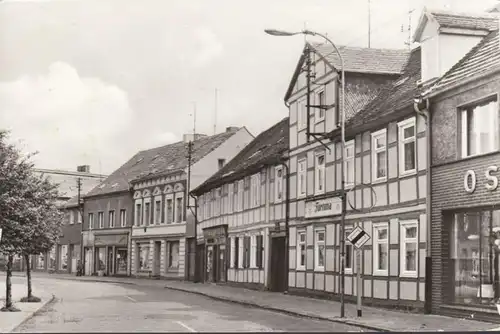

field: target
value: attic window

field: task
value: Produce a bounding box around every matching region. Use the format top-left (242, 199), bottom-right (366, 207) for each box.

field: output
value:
top-left (394, 77), bottom-right (409, 87)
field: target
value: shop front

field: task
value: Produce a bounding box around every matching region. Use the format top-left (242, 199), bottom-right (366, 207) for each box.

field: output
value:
top-left (92, 232), bottom-right (130, 276)
top-left (203, 225), bottom-right (228, 283)
top-left (432, 155), bottom-right (500, 320)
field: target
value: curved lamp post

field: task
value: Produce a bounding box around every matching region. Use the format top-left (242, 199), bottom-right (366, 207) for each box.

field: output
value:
top-left (265, 28), bottom-right (347, 318)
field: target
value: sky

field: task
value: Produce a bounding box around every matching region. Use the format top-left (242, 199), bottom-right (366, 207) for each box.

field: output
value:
top-left (0, 0), bottom-right (497, 174)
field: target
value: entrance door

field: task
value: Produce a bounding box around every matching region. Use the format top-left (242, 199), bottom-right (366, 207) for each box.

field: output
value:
top-left (84, 248), bottom-right (92, 276)
top-left (107, 248), bottom-right (113, 276)
top-left (196, 244), bottom-right (204, 283)
top-left (206, 245), bottom-right (214, 282)
top-left (154, 241), bottom-right (161, 276)
top-left (270, 236), bottom-right (286, 292)
top-left (217, 244), bottom-right (226, 283)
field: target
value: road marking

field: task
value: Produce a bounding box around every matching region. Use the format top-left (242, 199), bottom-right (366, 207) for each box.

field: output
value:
top-left (175, 321), bottom-right (196, 332)
top-left (125, 295), bottom-right (137, 302)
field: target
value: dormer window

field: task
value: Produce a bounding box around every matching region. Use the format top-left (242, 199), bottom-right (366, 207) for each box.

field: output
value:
top-left (218, 159), bottom-right (225, 170)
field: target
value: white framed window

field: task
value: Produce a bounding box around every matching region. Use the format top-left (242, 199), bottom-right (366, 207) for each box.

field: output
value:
top-left (314, 229), bottom-right (326, 271)
top-left (238, 180), bottom-right (244, 211)
top-left (345, 228), bottom-right (354, 274)
top-left (69, 210), bottom-right (75, 225)
top-left (154, 197), bottom-right (162, 224)
top-left (98, 212), bottom-right (103, 229)
top-left (120, 209), bottom-right (126, 227)
top-left (398, 117), bottom-right (417, 175)
top-left (400, 220), bottom-right (418, 277)
top-left (373, 222), bottom-right (389, 276)
top-left (135, 202), bottom-right (142, 226)
top-left (230, 237), bottom-right (236, 268)
top-left (315, 152), bottom-right (325, 195)
top-left (228, 184), bottom-right (234, 213)
top-left (108, 210), bottom-right (115, 228)
top-left (297, 159), bottom-right (306, 198)
top-left (296, 231), bottom-right (306, 270)
top-left (460, 97), bottom-right (499, 158)
top-left (165, 195), bottom-right (174, 224)
top-left (275, 166), bottom-right (283, 202)
top-left (238, 236), bottom-right (244, 269)
top-left (250, 235), bottom-right (257, 268)
top-left (372, 129), bottom-right (387, 181)
top-left (252, 174), bottom-right (260, 208)
top-left (175, 193), bottom-right (184, 223)
top-left (297, 99), bottom-right (307, 130)
top-left (77, 209), bottom-right (82, 224)
top-left (143, 200), bottom-right (151, 226)
top-left (316, 90), bottom-right (326, 122)
top-left (88, 213), bottom-right (94, 229)
top-left (344, 140), bottom-right (355, 188)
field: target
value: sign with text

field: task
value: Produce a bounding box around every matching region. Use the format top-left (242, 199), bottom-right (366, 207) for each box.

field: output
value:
top-left (305, 197), bottom-right (342, 219)
top-left (347, 226), bottom-right (370, 249)
top-left (464, 166), bottom-right (499, 194)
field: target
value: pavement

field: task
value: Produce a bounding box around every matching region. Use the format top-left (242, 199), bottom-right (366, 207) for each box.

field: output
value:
top-left (0, 276), bottom-right (54, 333)
top-left (5, 271), bottom-right (500, 332)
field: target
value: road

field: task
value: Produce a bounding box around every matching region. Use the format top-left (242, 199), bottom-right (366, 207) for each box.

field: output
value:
top-left (13, 277), bottom-right (365, 332)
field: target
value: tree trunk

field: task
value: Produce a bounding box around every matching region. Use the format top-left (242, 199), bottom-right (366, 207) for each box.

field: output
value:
top-left (5, 254), bottom-right (13, 309)
top-left (24, 254), bottom-right (32, 298)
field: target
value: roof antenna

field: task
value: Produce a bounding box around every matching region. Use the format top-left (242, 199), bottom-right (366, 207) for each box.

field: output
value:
top-left (304, 21), bottom-right (307, 43)
top-left (192, 102), bottom-right (197, 136)
top-left (404, 8), bottom-right (415, 50)
top-left (213, 88), bottom-right (218, 135)
top-left (368, 0), bottom-right (371, 48)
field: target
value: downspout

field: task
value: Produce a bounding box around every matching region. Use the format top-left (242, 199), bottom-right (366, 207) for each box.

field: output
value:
top-left (278, 158), bottom-right (290, 293)
top-left (414, 96), bottom-right (431, 314)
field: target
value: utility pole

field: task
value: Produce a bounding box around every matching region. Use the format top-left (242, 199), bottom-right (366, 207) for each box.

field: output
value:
top-left (76, 177), bottom-right (84, 274)
top-left (186, 140), bottom-right (198, 281)
top-left (305, 45), bottom-right (312, 143)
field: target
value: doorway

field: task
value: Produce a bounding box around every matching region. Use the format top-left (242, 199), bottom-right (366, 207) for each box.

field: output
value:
top-left (196, 243), bottom-right (205, 283)
top-left (154, 241), bottom-right (161, 276)
top-left (84, 248), bottom-right (92, 276)
top-left (270, 236), bottom-right (286, 292)
top-left (107, 247), bottom-right (113, 276)
top-left (217, 245), bottom-right (226, 282)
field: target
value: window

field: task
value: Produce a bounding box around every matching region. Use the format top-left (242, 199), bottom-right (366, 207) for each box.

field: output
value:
top-left (165, 198), bottom-right (173, 223)
top-left (77, 210), bottom-right (82, 224)
top-left (372, 129), bottom-right (387, 181)
top-left (315, 152), bottom-right (325, 194)
top-left (169, 241), bottom-right (179, 268)
top-left (98, 212), bottom-right (103, 229)
top-left (275, 167), bottom-right (283, 202)
top-left (218, 159), bottom-right (226, 170)
top-left (250, 235), bottom-right (257, 268)
top-left (234, 237), bottom-right (240, 268)
top-left (144, 202), bottom-right (151, 226)
top-left (297, 231), bottom-right (306, 270)
top-left (138, 244), bottom-right (150, 270)
top-left (461, 98), bottom-right (499, 158)
top-left (88, 213), bottom-right (94, 229)
top-left (176, 195), bottom-right (183, 222)
top-left (297, 159), bottom-right (306, 197)
top-left (256, 235), bottom-right (264, 269)
top-left (230, 237), bottom-right (236, 268)
top-left (154, 199), bottom-right (162, 224)
top-left (135, 203), bottom-right (142, 226)
top-left (238, 180), bottom-right (244, 211)
top-left (252, 175), bottom-right (260, 208)
top-left (69, 210), bottom-right (74, 225)
top-left (317, 90), bottom-right (326, 120)
top-left (315, 229), bottom-right (325, 270)
top-left (373, 223), bottom-right (389, 275)
top-left (108, 210), bottom-right (115, 228)
top-left (120, 209), bottom-right (126, 227)
top-left (233, 181), bottom-right (239, 212)
top-left (344, 140), bottom-right (355, 187)
top-left (398, 117), bottom-right (417, 174)
top-left (400, 221), bottom-right (418, 277)
top-left (297, 99), bottom-right (307, 130)
top-left (59, 245), bottom-right (68, 270)
top-left (238, 237), bottom-right (244, 268)
top-left (345, 229), bottom-right (354, 273)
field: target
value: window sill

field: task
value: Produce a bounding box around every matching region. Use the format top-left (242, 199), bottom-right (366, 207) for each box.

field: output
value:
top-left (373, 270), bottom-right (389, 276)
top-left (372, 177), bottom-right (387, 185)
top-left (315, 267), bottom-right (325, 272)
top-left (345, 183), bottom-right (354, 190)
top-left (296, 267), bottom-right (306, 272)
top-left (345, 268), bottom-right (353, 275)
top-left (399, 169), bottom-right (417, 178)
top-left (399, 271), bottom-right (417, 278)
top-left (315, 117), bottom-right (325, 124)
top-left (314, 190), bottom-right (325, 196)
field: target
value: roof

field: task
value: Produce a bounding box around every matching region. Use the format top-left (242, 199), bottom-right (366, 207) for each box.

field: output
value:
top-left (414, 8), bottom-right (498, 42)
top-left (191, 118), bottom-right (289, 195)
top-left (34, 168), bottom-right (106, 200)
top-left (84, 128), bottom-right (243, 198)
top-left (284, 42), bottom-right (409, 102)
top-left (343, 46), bottom-right (422, 134)
top-left (424, 30), bottom-right (500, 97)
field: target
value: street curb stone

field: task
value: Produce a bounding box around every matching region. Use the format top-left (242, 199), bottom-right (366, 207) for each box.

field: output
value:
top-left (163, 286), bottom-right (390, 332)
top-left (8, 294), bottom-right (56, 333)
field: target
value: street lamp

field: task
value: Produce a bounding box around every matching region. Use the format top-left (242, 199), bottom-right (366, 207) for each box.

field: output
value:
top-left (265, 28), bottom-right (347, 318)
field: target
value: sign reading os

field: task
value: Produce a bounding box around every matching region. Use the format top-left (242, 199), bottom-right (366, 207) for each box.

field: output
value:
top-left (464, 166), bottom-right (499, 194)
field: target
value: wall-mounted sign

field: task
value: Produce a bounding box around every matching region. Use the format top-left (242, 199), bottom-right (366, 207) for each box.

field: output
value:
top-left (305, 197), bottom-right (342, 219)
top-left (464, 166), bottom-right (499, 194)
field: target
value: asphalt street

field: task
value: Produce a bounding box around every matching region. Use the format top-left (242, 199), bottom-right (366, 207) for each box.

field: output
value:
top-left (12, 277), bottom-right (365, 332)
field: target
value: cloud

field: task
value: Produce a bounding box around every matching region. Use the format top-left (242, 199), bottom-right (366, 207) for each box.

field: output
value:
top-left (0, 62), bottom-right (134, 173)
top-left (191, 27), bottom-right (224, 67)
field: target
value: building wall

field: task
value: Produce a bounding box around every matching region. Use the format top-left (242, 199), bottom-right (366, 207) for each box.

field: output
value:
top-left (83, 192), bottom-right (133, 231)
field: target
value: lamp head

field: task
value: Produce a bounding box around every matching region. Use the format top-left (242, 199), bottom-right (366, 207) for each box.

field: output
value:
top-left (264, 29), bottom-right (299, 37)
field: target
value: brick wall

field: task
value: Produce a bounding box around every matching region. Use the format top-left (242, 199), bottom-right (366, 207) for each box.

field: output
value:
top-left (430, 70), bottom-right (500, 312)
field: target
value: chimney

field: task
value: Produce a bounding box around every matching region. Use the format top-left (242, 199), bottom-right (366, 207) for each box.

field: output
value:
top-left (77, 165), bottom-right (90, 173)
top-left (226, 126), bottom-right (239, 133)
top-left (183, 133), bottom-right (207, 143)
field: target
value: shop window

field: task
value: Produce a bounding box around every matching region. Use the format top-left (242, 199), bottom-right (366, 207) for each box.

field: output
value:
top-left (116, 249), bottom-right (128, 274)
top-left (315, 152), bottom-right (326, 195)
top-left (315, 229), bottom-right (325, 271)
top-left (96, 248), bottom-right (105, 271)
top-left (59, 245), bottom-right (68, 271)
top-left (138, 244), bottom-right (150, 271)
top-left (373, 223), bottom-right (389, 276)
top-left (345, 228), bottom-right (354, 274)
top-left (169, 242), bottom-right (179, 269)
top-left (297, 231), bottom-right (306, 270)
top-left (344, 140), bottom-right (355, 188)
top-left (297, 159), bottom-right (307, 198)
top-left (460, 97), bottom-right (499, 158)
top-left (398, 117), bottom-right (416, 175)
top-left (400, 220), bottom-right (418, 277)
top-left (450, 210), bottom-right (500, 305)
top-left (372, 129), bottom-right (387, 181)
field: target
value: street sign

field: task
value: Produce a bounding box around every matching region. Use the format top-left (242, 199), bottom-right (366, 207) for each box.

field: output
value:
top-left (347, 226), bottom-right (370, 249)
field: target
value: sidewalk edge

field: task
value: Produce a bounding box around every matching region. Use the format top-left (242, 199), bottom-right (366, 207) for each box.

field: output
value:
top-left (164, 285), bottom-right (391, 332)
top-left (8, 294), bottom-right (56, 333)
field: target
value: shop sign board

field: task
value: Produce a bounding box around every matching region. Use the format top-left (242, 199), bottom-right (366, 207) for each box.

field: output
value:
top-left (305, 197), bottom-right (342, 219)
top-left (464, 166), bottom-right (499, 194)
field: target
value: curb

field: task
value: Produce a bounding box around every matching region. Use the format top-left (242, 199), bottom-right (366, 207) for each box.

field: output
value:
top-left (8, 294), bottom-right (56, 333)
top-left (163, 285), bottom-right (391, 332)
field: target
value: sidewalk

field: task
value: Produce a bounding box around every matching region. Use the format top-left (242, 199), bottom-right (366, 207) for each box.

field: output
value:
top-left (15, 271), bottom-right (500, 332)
top-left (0, 277), bottom-right (54, 333)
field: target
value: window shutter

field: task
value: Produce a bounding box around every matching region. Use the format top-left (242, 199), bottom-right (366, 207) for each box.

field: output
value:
top-left (234, 238), bottom-right (239, 268)
top-left (227, 237), bottom-right (231, 268)
top-left (256, 235), bottom-right (263, 268)
top-left (246, 236), bottom-right (251, 268)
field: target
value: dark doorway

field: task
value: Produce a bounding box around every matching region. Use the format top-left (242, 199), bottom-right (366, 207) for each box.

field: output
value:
top-left (107, 247), bottom-right (113, 276)
top-left (196, 243), bottom-right (205, 283)
top-left (270, 236), bottom-right (286, 292)
top-left (217, 244), bottom-right (226, 283)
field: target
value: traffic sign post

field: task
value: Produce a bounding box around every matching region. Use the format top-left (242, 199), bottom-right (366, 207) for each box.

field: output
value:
top-left (347, 226), bottom-right (370, 317)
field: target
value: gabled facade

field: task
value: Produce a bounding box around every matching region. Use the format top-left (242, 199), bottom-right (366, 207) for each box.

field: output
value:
top-left (278, 41), bottom-right (431, 309)
top-left (129, 127), bottom-right (254, 280)
top-left (417, 12), bottom-right (500, 321)
top-left (191, 119), bottom-right (288, 291)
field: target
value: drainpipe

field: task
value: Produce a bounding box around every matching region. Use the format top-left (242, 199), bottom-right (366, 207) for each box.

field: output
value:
top-left (278, 158), bottom-right (290, 293)
top-left (414, 96), bottom-right (432, 314)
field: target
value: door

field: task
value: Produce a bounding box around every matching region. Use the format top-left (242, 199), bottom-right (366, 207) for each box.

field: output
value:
top-left (154, 241), bottom-right (161, 276)
top-left (196, 244), bottom-right (205, 283)
top-left (107, 248), bottom-right (113, 276)
top-left (206, 245), bottom-right (213, 282)
top-left (85, 248), bottom-right (92, 276)
top-left (217, 244), bottom-right (226, 283)
top-left (270, 236), bottom-right (286, 292)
